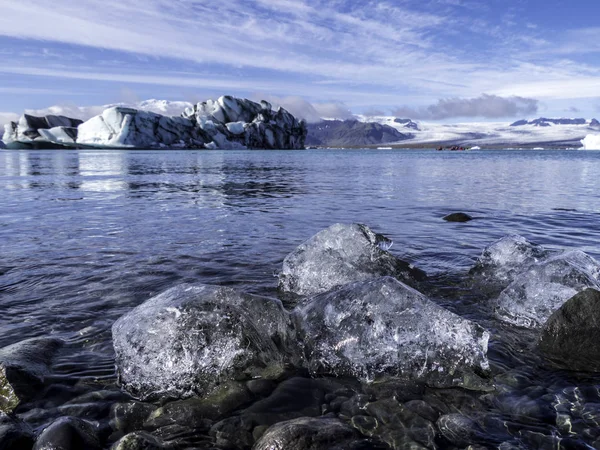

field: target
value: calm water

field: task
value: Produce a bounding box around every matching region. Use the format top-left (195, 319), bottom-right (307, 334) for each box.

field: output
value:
top-left (2, 148), bottom-right (600, 446)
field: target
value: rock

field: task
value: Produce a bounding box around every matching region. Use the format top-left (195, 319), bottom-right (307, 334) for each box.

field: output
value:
top-left (470, 235), bottom-right (552, 284)
top-left (590, 118), bottom-right (600, 128)
top-left (443, 212), bottom-right (473, 222)
top-left (144, 381), bottom-right (252, 429)
top-left (305, 120), bottom-right (411, 147)
top-left (493, 251), bottom-right (600, 328)
top-left (112, 284), bottom-right (300, 401)
top-left (2, 115), bottom-right (82, 149)
top-left (293, 277), bottom-right (490, 387)
top-left (253, 417), bottom-right (369, 450)
top-left (278, 223), bottom-right (426, 296)
top-left (0, 338), bottom-right (63, 412)
top-left (0, 413), bottom-right (34, 450)
top-left (437, 414), bottom-right (487, 447)
top-left (33, 416), bottom-right (101, 450)
top-left (110, 402), bottom-right (158, 435)
top-left (110, 431), bottom-right (163, 450)
top-left (77, 107), bottom-right (207, 149)
top-left (539, 288), bottom-right (600, 371)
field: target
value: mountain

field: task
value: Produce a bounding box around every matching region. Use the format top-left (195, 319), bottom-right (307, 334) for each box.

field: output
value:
top-left (510, 118), bottom-right (587, 127)
top-left (305, 120), bottom-right (411, 147)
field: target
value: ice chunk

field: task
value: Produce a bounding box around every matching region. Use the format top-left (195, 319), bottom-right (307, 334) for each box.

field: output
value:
top-left (581, 134), bottom-right (600, 150)
top-left (37, 126), bottom-right (78, 145)
top-left (112, 284), bottom-right (300, 401)
top-left (293, 277), bottom-right (490, 387)
top-left (226, 121), bottom-right (246, 135)
top-left (471, 235), bottom-right (552, 284)
top-left (494, 250), bottom-right (600, 328)
top-left (278, 223), bottom-right (426, 297)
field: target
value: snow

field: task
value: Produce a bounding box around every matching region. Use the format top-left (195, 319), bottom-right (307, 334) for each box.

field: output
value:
top-left (581, 134), bottom-right (600, 150)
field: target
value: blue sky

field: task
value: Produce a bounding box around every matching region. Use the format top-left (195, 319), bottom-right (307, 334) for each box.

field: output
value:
top-left (1, 0), bottom-right (599, 123)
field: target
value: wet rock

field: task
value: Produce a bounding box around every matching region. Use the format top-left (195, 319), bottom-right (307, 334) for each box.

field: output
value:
top-left (539, 288), bottom-right (600, 371)
top-left (110, 431), bottom-right (164, 450)
top-left (33, 416), bottom-right (101, 450)
top-left (0, 413), bottom-right (34, 450)
top-left (294, 277), bottom-right (490, 388)
top-left (253, 417), bottom-right (369, 450)
top-left (470, 235), bottom-right (552, 284)
top-left (403, 400), bottom-right (440, 423)
top-left (443, 212), bottom-right (473, 222)
top-left (144, 381), bottom-right (252, 429)
top-left (246, 379), bottom-right (277, 397)
top-left (0, 337), bottom-right (63, 412)
top-left (364, 398), bottom-right (437, 448)
top-left (110, 401), bottom-right (158, 435)
top-left (278, 223), bottom-right (426, 296)
top-left (494, 251), bottom-right (600, 328)
top-left (437, 414), bottom-right (487, 447)
top-left (112, 284), bottom-right (300, 401)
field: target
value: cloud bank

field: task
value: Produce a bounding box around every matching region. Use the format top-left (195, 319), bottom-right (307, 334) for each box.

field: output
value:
top-left (392, 94), bottom-right (539, 120)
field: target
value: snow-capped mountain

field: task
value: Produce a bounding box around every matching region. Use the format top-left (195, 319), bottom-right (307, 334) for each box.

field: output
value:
top-left (356, 115), bottom-right (600, 147)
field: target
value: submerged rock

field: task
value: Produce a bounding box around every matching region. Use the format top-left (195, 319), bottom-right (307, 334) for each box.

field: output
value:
top-left (0, 413), bottom-right (34, 450)
top-left (0, 338), bottom-right (63, 412)
top-left (32, 416), bottom-right (101, 450)
top-left (278, 223), bottom-right (426, 297)
top-left (442, 212), bottom-right (473, 222)
top-left (493, 251), bottom-right (600, 328)
top-left (112, 284), bottom-right (300, 401)
top-left (294, 277), bottom-right (490, 387)
top-left (471, 235), bottom-right (552, 284)
top-left (539, 288), bottom-right (600, 371)
top-left (253, 417), bottom-right (369, 450)
top-left (111, 431), bottom-right (164, 450)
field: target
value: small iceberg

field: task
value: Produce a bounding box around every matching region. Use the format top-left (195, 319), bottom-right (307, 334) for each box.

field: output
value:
top-left (581, 134), bottom-right (600, 150)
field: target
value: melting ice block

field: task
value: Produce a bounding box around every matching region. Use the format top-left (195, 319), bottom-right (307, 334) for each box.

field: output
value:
top-left (581, 134), bottom-right (600, 150)
top-left (494, 250), bottom-right (600, 328)
top-left (293, 277), bottom-right (490, 387)
top-left (112, 284), bottom-right (300, 401)
top-left (471, 235), bottom-right (552, 284)
top-left (278, 223), bottom-right (426, 297)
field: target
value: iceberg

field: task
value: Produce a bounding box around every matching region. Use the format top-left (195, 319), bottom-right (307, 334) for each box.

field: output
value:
top-left (293, 277), bottom-right (490, 387)
top-left (3, 96), bottom-right (307, 150)
top-left (581, 134), bottom-right (600, 150)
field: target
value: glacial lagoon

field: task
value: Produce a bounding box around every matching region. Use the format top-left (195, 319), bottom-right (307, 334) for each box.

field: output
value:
top-left (2, 148), bottom-right (600, 449)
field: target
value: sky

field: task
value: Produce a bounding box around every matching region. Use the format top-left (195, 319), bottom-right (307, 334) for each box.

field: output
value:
top-left (1, 0), bottom-right (600, 124)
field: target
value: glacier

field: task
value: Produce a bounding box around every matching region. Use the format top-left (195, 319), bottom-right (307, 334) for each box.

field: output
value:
top-left (581, 134), bottom-right (600, 150)
top-left (1, 96), bottom-right (307, 150)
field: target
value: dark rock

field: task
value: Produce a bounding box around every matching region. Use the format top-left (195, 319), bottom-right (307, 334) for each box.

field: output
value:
top-left (305, 120), bottom-right (411, 147)
top-left (110, 401), bottom-right (158, 434)
top-left (403, 400), bottom-right (440, 423)
top-left (393, 118), bottom-right (420, 131)
top-left (0, 413), bottom-right (34, 450)
top-left (253, 417), bottom-right (370, 450)
top-left (511, 118), bottom-right (586, 127)
top-left (590, 118), bottom-right (600, 128)
top-left (110, 431), bottom-right (163, 450)
top-left (144, 381), bottom-right (252, 429)
top-left (510, 120), bottom-right (529, 127)
top-left (293, 277), bottom-right (490, 387)
top-left (279, 223), bottom-right (426, 296)
top-left (112, 284), bottom-right (300, 401)
top-left (246, 379), bottom-right (277, 397)
top-left (33, 416), bottom-right (101, 450)
top-left (443, 212), bottom-right (473, 222)
top-left (0, 337), bottom-right (63, 412)
top-left (539, 288), bottom-right (600, 371)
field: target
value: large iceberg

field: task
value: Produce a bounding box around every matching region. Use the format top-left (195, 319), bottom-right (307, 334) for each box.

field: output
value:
top-left (293, 277), bottom-right (490, 387)
top-left (278, 223), bottom-right (426, 297)
top-left (77, 107), bottom-right (206, 149)
top-left (493, 250), bottom-right (600, 328)
top-left (2, 96), bottom-right (307, 150)
top-left (581, 134), bottom-right (600, 150)
top-left (112, 284), bottom-right (300, 401)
